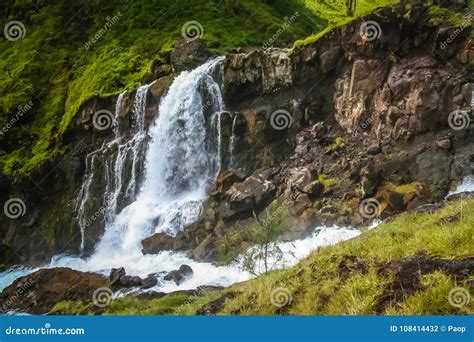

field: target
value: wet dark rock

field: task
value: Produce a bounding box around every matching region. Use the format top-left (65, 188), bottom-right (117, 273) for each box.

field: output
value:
top-left (109, 268), bottom-right (158, 289)
top-left (0, 268), bottom-right (109, 315)
top-left (170, 39), bottom-right (211, 72)
top-left (360, 163), bottom-right (381, 197)
top-left (141, 233), bottom-right (181, 255)
top-left (164, 265), bottom-right (194, 285)
top-left (446, 191), bottom-right (474, 202)
top-left (367, 144), bottom-right (381, 155)
top-left (109, 267), bottom-right (126, 287)
top-left (141, 275), bottom-right (159, 289)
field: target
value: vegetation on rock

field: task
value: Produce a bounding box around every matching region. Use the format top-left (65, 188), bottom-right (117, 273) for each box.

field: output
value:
top-left (0, 0), bottom-right (400, 176)
top-left (51, 197), bottom-right (474, 315)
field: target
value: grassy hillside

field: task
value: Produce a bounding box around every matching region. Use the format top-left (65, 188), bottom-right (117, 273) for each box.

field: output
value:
top-left (52, 197), bottom-right (474, 315)
top-left (0, 0), bottom-right (397, 176)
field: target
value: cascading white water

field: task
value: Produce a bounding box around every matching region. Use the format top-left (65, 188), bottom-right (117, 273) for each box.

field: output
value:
top-left (95, 58), bottom-right (225, 255)
top-left (0, 58), bottom-right (364, 295)
top-left (228, 114), bottom-right (238, 169)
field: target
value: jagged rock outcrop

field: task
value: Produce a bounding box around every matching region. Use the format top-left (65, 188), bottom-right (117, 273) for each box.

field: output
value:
top-left (155, 6), bottom-right (473, 262)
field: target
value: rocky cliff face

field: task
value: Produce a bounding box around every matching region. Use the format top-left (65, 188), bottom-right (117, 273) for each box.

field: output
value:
top-left (143, 6), bottom-right (473, 262)
top-left (0, 5), bottom-right (472, 268)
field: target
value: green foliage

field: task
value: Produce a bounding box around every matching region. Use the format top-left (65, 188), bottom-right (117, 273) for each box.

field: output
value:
top-left (0, 0), bottom-right (325, 175)
top-left (293, 0), bottom-right (399, 49)
top-left (0, 0), bottom-right (399, 176)
top-left (218, 198), bottom-right (474, 315)
top-left (218, 201), bottom-right (290, 265)
top-left (326, 136), bottom-right (346, 152)
top-left (383, 181), bottom-right (423, 195)
top-left (209, 198), bottom-right (219, 209)
top-left (428, 4), bottom-right (472, 26)
top-left (318, 174), bottom-right (341, 189)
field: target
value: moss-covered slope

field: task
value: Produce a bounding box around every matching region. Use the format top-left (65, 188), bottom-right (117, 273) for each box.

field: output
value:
top-left (0, 0), bottom-right (397, 176)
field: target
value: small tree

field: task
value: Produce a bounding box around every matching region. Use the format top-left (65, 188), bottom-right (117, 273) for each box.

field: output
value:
top-left (240, 203), bottom-right (293, 275)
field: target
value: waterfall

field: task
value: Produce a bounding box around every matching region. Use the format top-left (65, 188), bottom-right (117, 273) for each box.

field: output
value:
top-left (228, 114), bottom-right (238, 169)
top-left (105, 84), bottom-right (151, 222)
top-left (93, 57), bottom-right (225, 256)
top-left (75, 83), bottom-right (154, 251)
top-left (0, 57), bottom-right (361, 294)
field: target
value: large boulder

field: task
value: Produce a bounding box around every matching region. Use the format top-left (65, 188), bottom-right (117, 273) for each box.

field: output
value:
top-left (109, 268), bottom-right (158, 289)
top-left (0, 268), bottom-right (108, 315)
top-left (170, 39), bottom-right (211, 72)
top-left (221, 175), bottom-right (276, 218)
top-left (141, 233), bottom-right (180, 255)
top-left (209, 170), bottom-right (243, 198)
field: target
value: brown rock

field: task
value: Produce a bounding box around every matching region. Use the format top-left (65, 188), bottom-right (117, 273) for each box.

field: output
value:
top-left (170, 39), bottom-right (211, 72)
top-left (320, 46), bottom-right (343, 73)
top-left (0, 268), bottom-right (108, 315)
top-left (360, 163), bottom-right (381, 196)
top-left (210, 170), bottom-right (243, 197)
top-left (224, 176), bottom-right (276, 215)
top-left (302, 180), bottom-right (324, 198)
top-left (141, 233), bottom-right (180, 255)
top-left (367, 144), bottom-right (382, 155)
top-left (288, 194), bottom-right (311, 216)
top-left (164, 265), bottom-right (194, 285)
top-left (435, 138), bottom-right (451, 150)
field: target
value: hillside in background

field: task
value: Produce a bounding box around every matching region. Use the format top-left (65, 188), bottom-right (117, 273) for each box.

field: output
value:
top-left (0, 0), bottom-right (396, 176)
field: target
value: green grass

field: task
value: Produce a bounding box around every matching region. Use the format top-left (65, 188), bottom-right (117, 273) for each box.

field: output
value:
top-left (51, 198), bottom-right (474, 315)
top-left (0, 0), bottom-right (399, 176)
top-left (293, 0), bottom-right (399, 49)
top-left (217, 198), bottom-right (473, 315)
top-left (318, 174), bottom-right (341, 189)
top-left (382, 181), bottom-right (423, 195)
